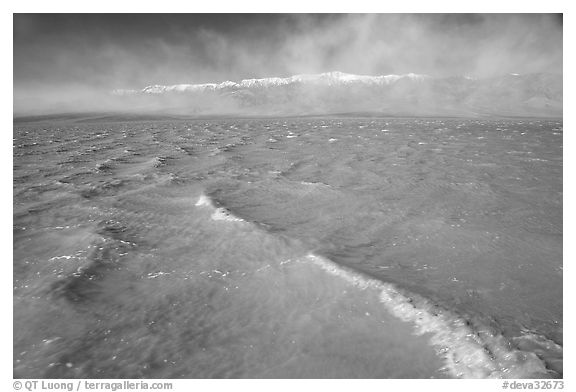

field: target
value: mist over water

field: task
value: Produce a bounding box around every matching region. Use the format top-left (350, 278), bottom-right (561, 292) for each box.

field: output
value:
top-left (13, 117), bottom-right (562, 378)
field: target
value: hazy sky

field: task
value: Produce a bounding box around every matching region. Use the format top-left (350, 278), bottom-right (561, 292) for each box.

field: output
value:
top-left (13, 14), bottom-right (562, 114)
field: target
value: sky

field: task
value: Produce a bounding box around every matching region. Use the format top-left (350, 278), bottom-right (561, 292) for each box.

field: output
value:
top-left (13, 14), bottom-right (563, 114)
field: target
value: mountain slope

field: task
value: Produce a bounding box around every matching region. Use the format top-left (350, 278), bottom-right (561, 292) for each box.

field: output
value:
top-left (111, 72), bottom-right (562, 117)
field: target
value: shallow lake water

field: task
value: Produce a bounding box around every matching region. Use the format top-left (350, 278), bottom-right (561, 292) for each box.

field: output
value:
top-left (13, 117), bottom-right (562, 378)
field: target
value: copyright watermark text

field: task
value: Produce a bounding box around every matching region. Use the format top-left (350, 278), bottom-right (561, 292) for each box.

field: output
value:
top-left (13, 380), bottom-right (173, 392)
top-left (502, 381), bottom-right (564, 390)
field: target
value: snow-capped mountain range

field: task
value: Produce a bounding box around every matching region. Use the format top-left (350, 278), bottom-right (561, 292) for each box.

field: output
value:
top-left (112, 71), bottom-right (429, 95)
top-left (111, 71), bottom-right (562, 117)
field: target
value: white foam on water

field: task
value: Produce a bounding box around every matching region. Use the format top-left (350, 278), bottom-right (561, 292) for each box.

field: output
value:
top-left (48, 255), bottom-right (75, 261)
top-left (95, 159), bottom-right (114, 172)
top-left (211, 208), bottom-right (245, 223)
top-left (195, 194), bottom-right (245, 223)
top-left (192, 193), bottom-right (560, 378)
top-left (305, 253), bottom-right (557, 379)
top-left (152, 156), bottom-right (167, 168)
top-left (299, 181), bottom-right (329, 188)
top-left (195, 194), bottom-right (213, 208)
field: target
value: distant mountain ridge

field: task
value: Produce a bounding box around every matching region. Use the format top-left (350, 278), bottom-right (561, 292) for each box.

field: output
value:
top-left (111, 71), bottom-right (562, 117)
top-left (112, 71), bottom-right (429, 95)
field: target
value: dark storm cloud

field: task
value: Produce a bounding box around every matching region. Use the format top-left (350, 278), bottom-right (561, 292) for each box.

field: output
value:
top-left (13, 13), bottom-right (562, 115)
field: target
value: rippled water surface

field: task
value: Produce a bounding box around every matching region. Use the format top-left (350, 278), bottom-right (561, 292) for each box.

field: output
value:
top-left (13, 117), bottom-right (562, 378)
